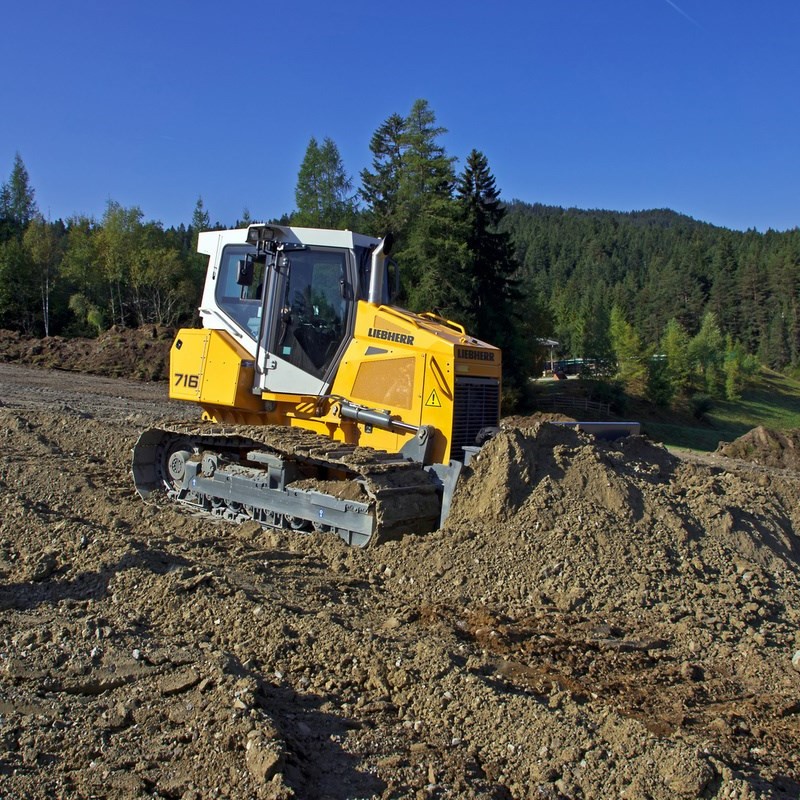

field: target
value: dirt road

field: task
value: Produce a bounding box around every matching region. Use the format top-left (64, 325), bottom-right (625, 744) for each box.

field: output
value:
top-left (1, 362), bottom-right (800, 799)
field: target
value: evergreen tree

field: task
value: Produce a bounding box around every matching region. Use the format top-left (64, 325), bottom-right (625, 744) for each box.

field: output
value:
top-left (188, 196), bottom-right (212, 293)
top-left (191, 196), bottom-right (210, 238)
top-left (359, 113), bottom-right (406, 236)
top-left (453, 150), bottom-right (526, 381)
top-left (761, 312), bottom-right (790, 369)
top-left (688, 311), bottom-right (725, 395)
top-left (293, 137), bottom-right (356, 228)
top-left (403, 193), bottom-right (468, 315)
top-left (387, 101), bottom-right (457, 306)
top-left (660, 317), bottom-right (692, 399)
top-left (708, 236), bottom-right (738, 333)
top-left (610, 305), bottom-right (647, 392)
top-left (400, 99), bottom-right (455, 211)
top-left (0, 153), bottom-right (38, 238)
top-left (360, 99), bottom-right (456, 306)
top-left (576, 283), bottom-right (612, 362)
top-left (0, 237), bottom-right (37, 332)
top-left (735, 237), bottom-right (769, 353)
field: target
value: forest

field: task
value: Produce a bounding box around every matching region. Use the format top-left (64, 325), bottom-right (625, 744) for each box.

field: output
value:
top-left (1, 99), bottom-right (798, 408)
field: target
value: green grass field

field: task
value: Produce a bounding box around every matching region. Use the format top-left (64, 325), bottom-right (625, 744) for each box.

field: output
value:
top-left (641, 369), bottom-right (800, 451)
top-left (532, 369), bottom-right (800, 453)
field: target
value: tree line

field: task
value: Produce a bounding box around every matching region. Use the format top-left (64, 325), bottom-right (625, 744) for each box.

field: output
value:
top-left (2, 98), bottom-right (799, 408)
top-left (503, 201), bottom-right (799, 404)
top-left (0, 154), bottom-right (213, 337)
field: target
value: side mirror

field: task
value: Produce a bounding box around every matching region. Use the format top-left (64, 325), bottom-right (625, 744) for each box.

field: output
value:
top-left (339, 279), bottom-right (353, 301)
top-left (236, 256), bottom-right (254, 287)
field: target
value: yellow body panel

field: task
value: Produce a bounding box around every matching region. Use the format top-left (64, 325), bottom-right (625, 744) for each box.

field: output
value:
top-left (330, 302), bottom-right (501, 463)
top-left (170, 329), bottom-right (263, 413)
top-left (170, 301), bottom-right (501, 464)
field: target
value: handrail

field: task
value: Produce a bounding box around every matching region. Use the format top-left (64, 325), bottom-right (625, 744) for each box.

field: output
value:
top-left (369, 305), bottom-right (467, 338)
top-left (417, 311), bottom-right (467, 336)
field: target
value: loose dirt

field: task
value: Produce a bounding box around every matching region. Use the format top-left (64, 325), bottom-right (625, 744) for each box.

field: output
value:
top-left (717, 426), bottom-right (800, 472)
top-left (1, 332), bottom-right (800, 799)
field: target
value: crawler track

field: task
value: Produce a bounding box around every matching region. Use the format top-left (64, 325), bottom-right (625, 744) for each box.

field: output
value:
top-left (132, 421), bottom-right (442, 547)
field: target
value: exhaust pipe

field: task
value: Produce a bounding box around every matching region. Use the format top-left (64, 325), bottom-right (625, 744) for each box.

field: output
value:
top-left (367, 234), bottom-right (394, 305)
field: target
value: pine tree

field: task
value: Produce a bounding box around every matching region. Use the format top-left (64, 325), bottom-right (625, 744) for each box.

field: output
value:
top-left (575, 281), bottom-right (612, 362)
top-left (610, 305), bottom-right (647, 392)
top-left (660, 317), bottom-right (692, 398)
top-left (708, 236), bottom-right (738, 333)
top-left (191, 196), bottom-right (210, 237)
top-left (400, 100), bottom-right (455, 207)
top-left (688, 311), bottom-right (725, 395)
top-left (360, 99), bottom-right (455, 272)
top-left (454, 150), bottom-right (521, 350)
top-left (0, 153), bottom-right (38, 239)
top-left (359, 113), bottom-right (406, 236)
top-left (188, 196), bottom-right (211, 291)
top-left (373, 100), bottom-right (456, 307)
top-left (0, 237), bottom-right (37, 332)
top-left (293, 137), bottom-right (355, 229)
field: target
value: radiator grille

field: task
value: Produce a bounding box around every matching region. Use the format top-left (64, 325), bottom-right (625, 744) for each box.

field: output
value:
top-left (450, 377), bottom-right (500, 462)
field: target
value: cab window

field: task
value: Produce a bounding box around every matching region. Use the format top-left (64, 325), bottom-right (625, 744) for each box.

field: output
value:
top-left (215, 244), bottom-right (262, 337)
top-left (276, 249), bottom-right (349, 379)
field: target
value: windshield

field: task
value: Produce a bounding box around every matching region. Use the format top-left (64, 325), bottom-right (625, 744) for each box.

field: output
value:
top-left (215, 244), bottom-right (262, 338)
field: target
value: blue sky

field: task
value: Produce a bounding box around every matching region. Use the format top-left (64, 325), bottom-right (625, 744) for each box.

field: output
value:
top-left (1, 1), bottom-right (798, 232)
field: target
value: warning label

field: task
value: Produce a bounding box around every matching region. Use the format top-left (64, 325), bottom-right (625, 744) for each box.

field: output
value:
top-left (425, 389), bottom-right (442, 408)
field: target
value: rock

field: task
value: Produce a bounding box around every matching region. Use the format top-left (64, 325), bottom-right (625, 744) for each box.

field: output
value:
top-left (245, 734), bottom-right (284, 783)
top-left (679, 661), bottom-right (703, 681)
top-left (159, 668), bottom-right (201, 696)
top-left (27, 551), bottom-right (58, 581)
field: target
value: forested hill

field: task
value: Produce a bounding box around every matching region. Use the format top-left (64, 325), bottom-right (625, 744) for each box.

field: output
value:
top-left (500, 199), bottom-right (800, 370)
top-left (508, 202), bottom-right (711, 231)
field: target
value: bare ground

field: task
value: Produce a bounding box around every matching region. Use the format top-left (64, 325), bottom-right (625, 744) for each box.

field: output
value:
top-left (1, 346), bottom-right (800, 798)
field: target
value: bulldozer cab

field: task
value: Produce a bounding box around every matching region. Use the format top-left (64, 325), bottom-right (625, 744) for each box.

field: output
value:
top-left (202, 225), bottom-right (384, 397)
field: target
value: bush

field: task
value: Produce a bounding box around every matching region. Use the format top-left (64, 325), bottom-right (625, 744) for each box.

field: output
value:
top-left (689, 393), bottom-right (714, 419)
top-left (586, 378), bottom-right (628, 414)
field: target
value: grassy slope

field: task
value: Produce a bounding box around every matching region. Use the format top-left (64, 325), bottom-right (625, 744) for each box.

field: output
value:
top-left (532, 369), bottom-right (800, 453)
top-left (638, 369), bottom-right (800, 451)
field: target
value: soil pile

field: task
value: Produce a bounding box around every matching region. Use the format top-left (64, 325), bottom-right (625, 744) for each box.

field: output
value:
top-left (717, 425), bottom-right (800, 472)
top-left (1, 365), bottom-right (800, 798)
top-left (0, 327), bottom-right (173, 381)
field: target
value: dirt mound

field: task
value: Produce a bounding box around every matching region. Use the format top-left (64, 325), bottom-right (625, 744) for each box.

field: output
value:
top-left (393, 422), bottom-right (800, 628)
top-left (1, 372), bottom-right (800, 798)
top-left (0, 326), bottom-right (173, 381)
top-left (717, 425), bottom-right (800, 471)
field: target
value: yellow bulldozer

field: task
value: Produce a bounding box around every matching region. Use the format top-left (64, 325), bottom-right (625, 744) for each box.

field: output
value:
top-left (132, 224), bottom-right (503, 546)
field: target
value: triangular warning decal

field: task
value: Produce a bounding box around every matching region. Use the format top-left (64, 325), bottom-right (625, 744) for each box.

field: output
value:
top-left (425, 389), bottom-right (442, 408)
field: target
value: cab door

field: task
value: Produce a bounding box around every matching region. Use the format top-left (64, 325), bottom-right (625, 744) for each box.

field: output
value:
top-left (256, 247), bottom-right (354, 395)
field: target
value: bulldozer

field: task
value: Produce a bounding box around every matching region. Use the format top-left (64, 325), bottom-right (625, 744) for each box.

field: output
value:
top-left (132, 223), bottom-right (503, 546)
